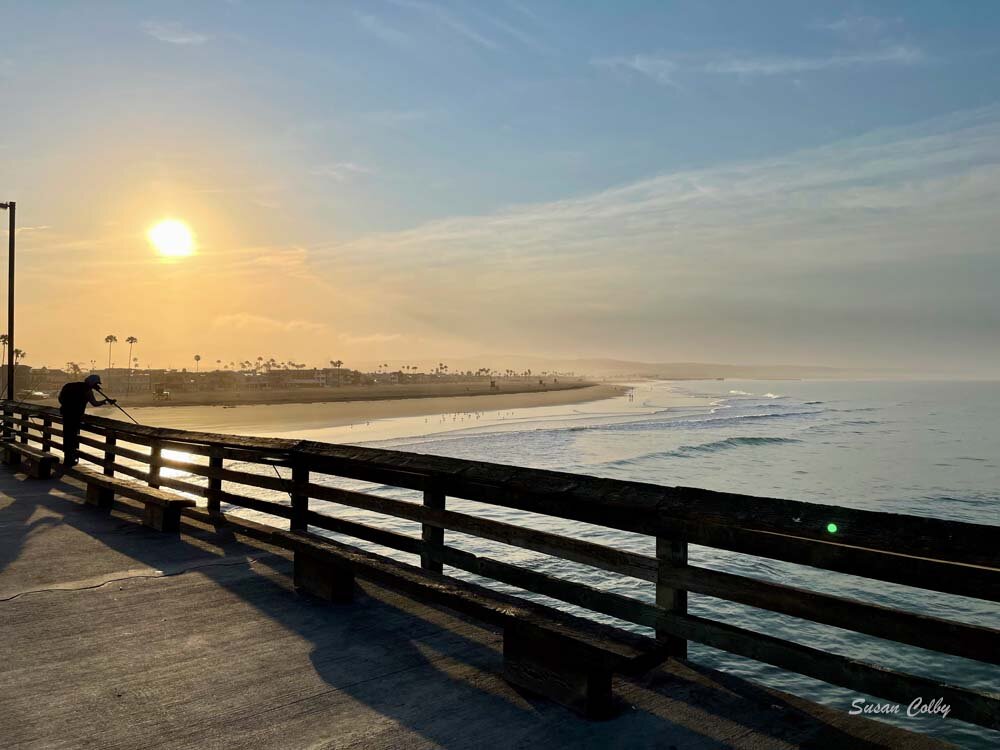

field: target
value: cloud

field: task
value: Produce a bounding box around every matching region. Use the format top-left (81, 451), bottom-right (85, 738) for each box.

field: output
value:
top-left (310, 162), bottom-right (374, 182)
top-left (391, 0), bottom-right (499, 50)
top-left (595, 45), bottom-right (922, 85)
top-left (355, 12), bottom-right (411, 47)
top-left (814, 15), bottom-right (898, 39)
top-left (141, 21), bottom-right (211, 45)
top-left (703, 45), bottom-right (923, 76)
top-left (305, 106), bottom-right (1000, 367)
top-left (593, 55), bottom-right (679, 87)
top-left (212, 313), bottom-right (326, 333)
top-left (363, 109), bottom-right (433, 126)
top-left (338, 332), bottom-right (403, 345)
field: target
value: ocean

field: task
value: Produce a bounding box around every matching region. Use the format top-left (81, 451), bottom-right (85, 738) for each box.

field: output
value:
top-left (164, 380), bottom-right (1000, 748)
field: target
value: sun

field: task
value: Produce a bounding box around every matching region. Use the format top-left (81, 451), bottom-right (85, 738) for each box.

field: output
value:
top-left (148, 219), bottom-right (195, 257)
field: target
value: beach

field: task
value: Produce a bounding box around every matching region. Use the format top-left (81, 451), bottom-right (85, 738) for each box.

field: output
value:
top-left (122, 382), bottom-right (630, 435)
top-left (39, 379), bottom-right (599, 410)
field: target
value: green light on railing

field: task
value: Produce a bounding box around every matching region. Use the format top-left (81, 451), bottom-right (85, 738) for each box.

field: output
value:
top-left (827, 523), bottom-right (838, 534)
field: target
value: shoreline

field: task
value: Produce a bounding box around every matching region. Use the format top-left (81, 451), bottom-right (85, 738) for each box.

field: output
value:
top-left (126, 383), bottom-right (628, 434)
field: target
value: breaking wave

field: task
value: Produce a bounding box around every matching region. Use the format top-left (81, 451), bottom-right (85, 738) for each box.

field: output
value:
top-left (601, 436), bottom-right (801, 468)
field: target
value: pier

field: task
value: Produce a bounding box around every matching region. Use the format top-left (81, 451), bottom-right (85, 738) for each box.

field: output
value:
top-left (1, 400), bottom-right (997, 748)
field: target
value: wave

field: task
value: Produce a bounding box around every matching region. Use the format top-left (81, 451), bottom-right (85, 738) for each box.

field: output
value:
top-left (728, 390), bottom-right (753, 396)
top-left (601, 436), bottom-right (801, 467)
top-left (923, 491), bottom-right (998, 508)
top-left (592, 409), bottom-right (824, 434)
top-left (676, 436), bottom-right (800, 454)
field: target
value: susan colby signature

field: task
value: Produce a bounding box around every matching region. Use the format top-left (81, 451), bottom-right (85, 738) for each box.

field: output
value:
top-left (850, 697), bottom-right (951, 719)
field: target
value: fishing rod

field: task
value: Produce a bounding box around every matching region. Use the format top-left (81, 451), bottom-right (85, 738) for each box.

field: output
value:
top-left (95, 386), bottom-right (141, 425)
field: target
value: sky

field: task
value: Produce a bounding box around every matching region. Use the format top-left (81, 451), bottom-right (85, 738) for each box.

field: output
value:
top-left (2, 1), bottom-right (1000, 375)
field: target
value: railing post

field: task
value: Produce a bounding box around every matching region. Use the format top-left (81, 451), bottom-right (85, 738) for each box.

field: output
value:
top-left (656, 536), bottom-right (688, 658)
top-left (18, 409), bottom-right (28, 444)
top-left (421, 480), bottom-right (445, 573)
top-left (103, 430), bottom-right (116, 477)
top-left (290, 458), bottom-right (309, 531)
top-left (207, 450), bottom-right (223, 514)
top-left (1, 402), bottom-right (8, 441)
top-left (41, 417), bottom-right (52, 453)
top-left (149, 440), bottom-right (162, 489)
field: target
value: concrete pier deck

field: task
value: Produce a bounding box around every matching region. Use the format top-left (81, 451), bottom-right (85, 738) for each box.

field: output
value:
top-left (0, 468), bottom-right (947, 749)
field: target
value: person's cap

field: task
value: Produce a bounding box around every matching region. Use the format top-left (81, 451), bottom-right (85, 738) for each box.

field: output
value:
top-left (84, 374), bottom-right (102, 387)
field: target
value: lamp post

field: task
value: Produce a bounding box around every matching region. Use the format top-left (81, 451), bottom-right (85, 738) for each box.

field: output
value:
top-left (0, 201), bottom-right (12, 400)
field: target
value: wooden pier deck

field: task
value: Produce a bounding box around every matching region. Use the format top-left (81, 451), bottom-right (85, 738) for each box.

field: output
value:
top-left (0, 469), bottom-right (948, 749)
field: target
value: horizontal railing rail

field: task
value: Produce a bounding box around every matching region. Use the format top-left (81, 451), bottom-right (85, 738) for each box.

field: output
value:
top-left (3, 399), bottom-right (999, 729)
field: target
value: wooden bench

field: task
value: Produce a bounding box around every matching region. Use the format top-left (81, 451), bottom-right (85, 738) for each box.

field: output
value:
top-left (69, 466), bottom-right (197, 532)
top-left (273, 529), bottom-right (663, 718)
top-left (2, 441), bottom-right (59, 479)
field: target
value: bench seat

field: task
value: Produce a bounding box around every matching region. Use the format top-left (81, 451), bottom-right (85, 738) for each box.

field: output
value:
top-left (2, 442), bottom-right (59, 479)
top-left (69, 466), bottom-right (196, 531)
top-left (273, 529), bottom-right (663, 717)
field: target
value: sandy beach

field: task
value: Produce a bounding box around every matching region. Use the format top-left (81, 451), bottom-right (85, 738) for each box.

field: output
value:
top-left (122, 383), bottom-right (628, 435)
top-left (38, 379), bottom-right (598, 410)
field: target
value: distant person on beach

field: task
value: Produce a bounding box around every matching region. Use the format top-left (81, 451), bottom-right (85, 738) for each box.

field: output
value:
top-left (58, 374), bottom-right (115, 466)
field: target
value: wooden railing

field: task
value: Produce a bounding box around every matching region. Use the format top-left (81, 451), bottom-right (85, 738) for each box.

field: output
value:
top-left (3, 400), bottom-right (999, 729)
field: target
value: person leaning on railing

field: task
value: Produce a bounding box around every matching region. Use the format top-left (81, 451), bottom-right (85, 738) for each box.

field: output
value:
top-left (57, 374), bottom-right (116, 467)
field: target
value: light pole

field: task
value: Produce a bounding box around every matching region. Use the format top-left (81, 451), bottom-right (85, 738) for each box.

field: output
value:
top-left (0, 201), bottom-right (13, 400)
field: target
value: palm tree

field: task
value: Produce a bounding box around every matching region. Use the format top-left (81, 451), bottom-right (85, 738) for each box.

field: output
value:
top-left (13, 349), bottom-right (25, 365)
top-left (104, 335), bottom-right (117, 373)
top-left (194, 354), bottom-right (202, 373)
top-left (125, 336), bottom-right (138, 393)
top-left (0, 333), bottom-right (7, 366)
top-left (329, 360), bottom-right (344, 386)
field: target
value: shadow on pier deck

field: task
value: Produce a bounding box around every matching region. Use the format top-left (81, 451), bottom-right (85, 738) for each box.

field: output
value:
top-left (0, 469), bottom-right (946, 749)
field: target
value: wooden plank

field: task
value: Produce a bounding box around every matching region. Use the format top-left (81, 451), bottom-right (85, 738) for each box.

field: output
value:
top-left (290, 461), bottom-right (309, 531)
top-left (155, 473), bottom-right (209, 498)
top-left (149, 440), bottom-right (162, 489)
top-left (304, 510), bottom-right (423, 556)
top-left (656, 537), bottom-right (687, 658)
top-left (307, 483), bottom-right (655, 581)
top-left (429, 543), bottom-right (657, 631)
top-left (421, 483), bottom-right (445, 573)
top-left (69, 467), bottom-right (196, 510)
top-left (103, 431), bottom-right (116, 477)
top-left (109, 442), bottom-right (152, 464)
top-left (179, 506), bottom-right (283, 546)
top-left (303, 451), bottom-right (429, 491)
top-left (76, 433), bottom-right (106, 452)
top-left (153, 454), bottom-right (293, 494)
top-left (685, 523), bottom-right (1000, 603)
top-left (664, 565), bottom-right (1000, 665)
top-left (217, 491), bottom-right (293, 519)
top-left (660, 611), bottom-right (1000, 730)
top-left (207, 452), bottom-right (223, 514)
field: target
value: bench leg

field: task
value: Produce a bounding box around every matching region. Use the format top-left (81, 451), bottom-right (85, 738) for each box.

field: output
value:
top-left (2, 446), bottom-right (21, 467)
top-left (293, 550), bottom-right (355, 602)
top-left (144, 503), bottom-right (182, 532)
top-left (23, 458), bottom-right (54, 480)
top-left (502, 624), bottom-right (614, 718)
top-left (86, 483), bottom-right (114, 509)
